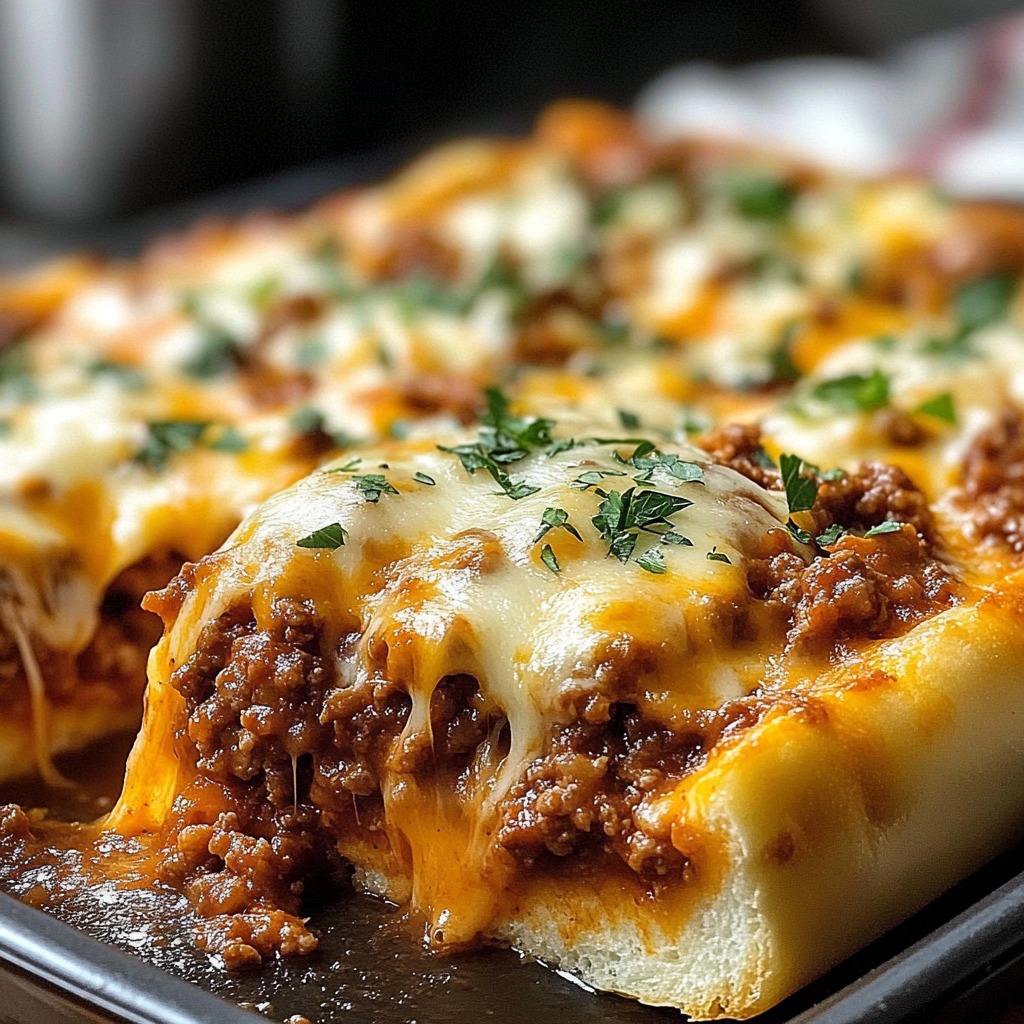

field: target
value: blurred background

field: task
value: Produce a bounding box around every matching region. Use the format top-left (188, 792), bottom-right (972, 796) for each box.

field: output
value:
top-left (0, 0), bottom-right (1021, 264)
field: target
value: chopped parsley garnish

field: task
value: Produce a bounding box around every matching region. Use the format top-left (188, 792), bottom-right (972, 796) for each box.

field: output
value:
top-left (571, 468), bottom-right (627, 490)
top-left (955, 273), bottom-right (1015, 332)
top-left (534, 507), bottom-right (584, 544)
top-left (914, 392), bottom-right (956, 424)
top-left (413, 471), bottom-right (436, 486)
top-left (296, 522), bottom-right (347, 550)
top-left (785, 519), bottom-right (812, 545)
top-left (617, 408), bottom-right (641, 429)
top-left (722, 172), bottom-right (796, 221)
top-left (636, 547), bottom-right (667, 575)
top-left (661, 531), bottom-right (692, 546)
top-left (438, 387), bottom-right (552, 500)
top-left (328, 457), bottom-right (362, 473)
top-left (864, 520), bottom-right (903, 537)
top-left (816, 523), bottom-right (847, 546)
top-left (181, 327), bottom-right (244, 380)
top-left (810, 368), bottom-right (890, 412)
top-left (780, 453), bottom-right (818, 513)
top-left (208, 425), bottom-right (248, 452)
top-left (87, 358), bottom-right (146, 390)
top-left (844, 262), bottom-right (867, 294)
top-left (706, 547), bottom-right (732, 564)
top-left (540, 543), bottom-right (560, 574)
top-left (0, 345), bottom-right (36, 401)
top-left (352, 473), bottom-right (398, 503)
top-left (290, 406), bottom-right (328, 434)
top-left (135, 420), bottom-right (211, 469)
top-left (629, 447), bottom-right (705, 486)
top-left (591, 486), bottom-right (693, 564)
top-left (290, 406), bottom-right (357, 448)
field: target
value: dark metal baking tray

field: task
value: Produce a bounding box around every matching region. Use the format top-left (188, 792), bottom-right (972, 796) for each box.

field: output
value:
top-left (2, 837), bottom-right (1024, 1024)
top-left (2, 144), bottom-right (1024, 1024)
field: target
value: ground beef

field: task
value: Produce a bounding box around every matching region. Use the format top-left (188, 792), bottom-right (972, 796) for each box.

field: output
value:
top-left (171, 597), bottom-right (331, 804)
top-left (747, 526), bottom-right (959, 652)
top-left (159, 597), bottom-right (341, 963)
top-left (812, 462), bottom-right (937, 543)
top-left (497, 702), bottom-right (701, 881)
top-left (952, 409), bottom-right (1024, 553)
top-left (695, 422), bottom-right (781, 490)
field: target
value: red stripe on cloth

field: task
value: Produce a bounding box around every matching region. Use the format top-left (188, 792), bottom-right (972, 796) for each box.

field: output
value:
top-left (901, 17), bottom-right (1021, 176)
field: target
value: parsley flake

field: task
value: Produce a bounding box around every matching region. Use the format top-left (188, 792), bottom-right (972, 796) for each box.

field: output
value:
top-left (297, 522), bottom-right (347, 550)
top-left (914, 392), bottom-right (956, 424)
top-left (209, 425), bottom-right (248, 452)
top-left (722, 172), bottom-right (795, 221)
top-left (636, 547), bottom-right (667, 574)
top-left (592, 486), bottom-right (692, 564)
top-left (352, 474), bottom-right (398, 503)
top-left (87, 358), bottom-right (145, 390)
top-left (438, 387), bottom-right (551, 500)
top-left (135, 421), bottom-right (211, 469)
top-left (816, 524), bottom-right (847, 546)
top-left (706, 548), bottom-right (732, 564)
top-left (955, 273), bottom-right (1015, 332)
top-left (630, 448), bottom-right (705, 486)
top-left (571, 468), bottom-right (628, 490)
top-left (780, 453), bottom-right (818, 513)
top-left (540, 543), bottom-right (560, 574)
top-left (864, 520), bottom-right (904, 537)
top-left (810, 369), bottom-right (890, 412)
top-left (534, 507), bottom-right (584, 544)
top-left (413, 472), bottom-right (436, 486)
top-left (181, 327), bottom-right (244, 380)
top-left (661, 531), bottom-right (692, 546)
top-left (785, 519), bottom-right (812, 545)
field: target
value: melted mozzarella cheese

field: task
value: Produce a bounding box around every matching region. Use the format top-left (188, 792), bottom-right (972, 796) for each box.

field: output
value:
top-left (764, 322), bottom-right (1024, 494)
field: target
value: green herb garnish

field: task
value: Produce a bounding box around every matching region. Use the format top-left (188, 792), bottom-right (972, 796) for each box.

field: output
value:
top-left (706, 547), bottom-right (732, 564)
top-left (955, 273), bottom-right (1015, 331)
top-left (208, 425), bottom-right (248, 452)
top-left (780, 453), bottom-right (818, 513)
top-left (864, 520), bottom-right (903, 537)
top-left (534, 507), bottom-right (584, 544)
top-left (297, 522), bottom-right (347, 550)
top-left (540, 543), bottom-right (560, 574)
top-left (636, 547), bottom-right (667, 574)
top-left (438, 387), bottom-right (551, 500)
top-left (352, 473), bottom-right (399, 503)
top-left (181, 327), bottom-right (243, 380)
top-left (914, 392), bottom-right (956, 424)
top-left (413, 471), bottom-right (436, 486)
top-left (785, 519), bottom-right (813, 545)
top-left (87, 358), bottom-right (146, 390)
top-left (135, 420), bottom-right (211, 469)
top-left (810, 368), bottom-right (890, 412)
top-left (591, 486), bottom-right (693, 564)
top-left (723, 172), bottom-right (796, 221)
top-left (816, 524), bottom-right (847, 546)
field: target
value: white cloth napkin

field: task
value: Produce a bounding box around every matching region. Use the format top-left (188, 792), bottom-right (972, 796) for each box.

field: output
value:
top-left (637, 13), bottom-right (1024, 200)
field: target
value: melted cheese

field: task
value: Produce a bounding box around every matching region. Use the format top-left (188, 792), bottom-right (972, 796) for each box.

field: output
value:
top-left (114, 423), bottom-right (807, 942)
